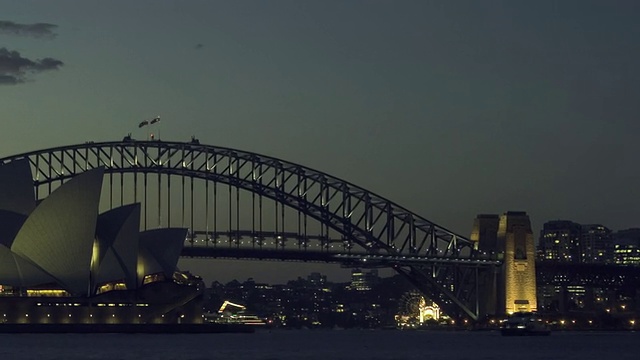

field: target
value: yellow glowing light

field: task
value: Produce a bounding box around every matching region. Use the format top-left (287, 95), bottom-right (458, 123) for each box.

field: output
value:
top-left (26, 289), bottom-right (69, 297)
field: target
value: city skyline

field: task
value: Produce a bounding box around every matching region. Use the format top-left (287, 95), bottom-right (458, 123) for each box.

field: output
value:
top-left (2, 1), bottom-right (639, 283)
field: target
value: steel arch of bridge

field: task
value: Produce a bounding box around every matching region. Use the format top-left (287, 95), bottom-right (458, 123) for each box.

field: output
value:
top-left (0, 139), bottom-right (499, 320)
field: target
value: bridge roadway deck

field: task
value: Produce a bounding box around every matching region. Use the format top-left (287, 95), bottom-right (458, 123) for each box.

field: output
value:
top-left (536, 261), bottom-right (640, 287)
top-left (180, 246), bottom-right (500, 267)
top-left (180, 248), bottom-right (640, 288)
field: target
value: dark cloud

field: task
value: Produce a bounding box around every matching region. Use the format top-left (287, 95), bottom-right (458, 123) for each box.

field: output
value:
top-left (0, 74), bottom-right (18, 84)
top-left (0, 47), bottom-right (63, 85)
top-left (0, 20), bottom-right (57, 38)
top-left (195, 43), bottom-right (204, 50)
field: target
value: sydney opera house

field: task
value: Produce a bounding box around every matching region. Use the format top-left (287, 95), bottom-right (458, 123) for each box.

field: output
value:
top-left (0, 159), bottom-right (204, 325)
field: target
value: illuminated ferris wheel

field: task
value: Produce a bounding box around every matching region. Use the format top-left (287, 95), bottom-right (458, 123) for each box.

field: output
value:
top-left (396, 290), bottom-right (441, 326)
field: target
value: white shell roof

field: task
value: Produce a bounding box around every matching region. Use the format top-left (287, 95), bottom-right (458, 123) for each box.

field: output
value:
top-left (11, 167), bottom-right (104, 296)
top-left (0, 244), bottom-right (56, 287)
top-left (139, 228), bottom-right (188, 280)
top-left (0, 163), bottom-right (193, 296)
top-left (94, 204), bottom-right (141, 290)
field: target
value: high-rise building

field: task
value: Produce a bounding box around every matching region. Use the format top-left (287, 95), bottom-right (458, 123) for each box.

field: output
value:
top-left (349, 268), bottom-right (379, 291)
top-left (580, 224), bottom-right (612, 264)
top-left (537, 220), bottom-right (581, 262)
top-left (613, 228), bottom-right (640, 266)
top-left (498, 211), bottom-right (537, 314)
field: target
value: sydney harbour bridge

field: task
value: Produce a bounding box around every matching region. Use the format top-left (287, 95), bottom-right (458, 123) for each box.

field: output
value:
top-left (0, 139), bottom-right (637, 322)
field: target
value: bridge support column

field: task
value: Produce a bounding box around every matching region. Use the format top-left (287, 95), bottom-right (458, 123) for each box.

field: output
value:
top-left (497, 211), bottom-right (537, 315)
top-left (476, 266), bottom-right (499, 319)
top-left (472, 211), bottom-right (538, 316)
top-left (470, 214), bottom-right (500, 319)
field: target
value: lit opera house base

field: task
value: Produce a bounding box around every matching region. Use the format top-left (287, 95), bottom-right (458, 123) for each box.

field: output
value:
top-left (0, 280), bottom-right (254, 333)
top-left (0, 323), bottom-right (254, 334)
top-left (0, 280), bottom-right (203, 325)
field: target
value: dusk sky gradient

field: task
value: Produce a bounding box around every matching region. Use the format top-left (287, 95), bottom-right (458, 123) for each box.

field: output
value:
top-left (1, 1), bottom-right (639, 283)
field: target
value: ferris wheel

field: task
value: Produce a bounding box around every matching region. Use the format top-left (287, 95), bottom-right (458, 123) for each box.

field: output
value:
top-left (398, 290), bottom-right (441, 324)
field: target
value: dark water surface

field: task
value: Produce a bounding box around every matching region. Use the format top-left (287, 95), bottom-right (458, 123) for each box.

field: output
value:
top-left (0, 329), bottom-right (639, 360)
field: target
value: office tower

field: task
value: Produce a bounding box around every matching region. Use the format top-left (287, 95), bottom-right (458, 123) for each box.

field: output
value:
top-left (613, 228), bottom-right (640, 265)
top-left (581, 224), bottom-right (612, 264)
top-left (538, 220), bottom-right (581, 262)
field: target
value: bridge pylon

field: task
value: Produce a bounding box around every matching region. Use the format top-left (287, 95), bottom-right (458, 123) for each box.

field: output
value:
top-left (471, 211), bottom-right (537, 317)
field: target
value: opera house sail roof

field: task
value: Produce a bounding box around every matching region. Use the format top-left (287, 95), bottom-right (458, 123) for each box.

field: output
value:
top-left (11, 166), bottom-right (103, 295)
top-left (0, 158), bottom-right (189, 298)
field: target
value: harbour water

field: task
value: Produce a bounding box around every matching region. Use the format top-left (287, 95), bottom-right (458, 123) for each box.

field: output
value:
top-left (0, 329), bottom-right (639, 360)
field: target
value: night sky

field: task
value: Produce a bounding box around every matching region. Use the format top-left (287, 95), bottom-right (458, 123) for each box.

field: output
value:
top-left (2, 1), bottom-right (639, 284)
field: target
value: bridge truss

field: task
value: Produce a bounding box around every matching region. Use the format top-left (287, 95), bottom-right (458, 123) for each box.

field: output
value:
top-left (0, 139), bottom-right (499, 320)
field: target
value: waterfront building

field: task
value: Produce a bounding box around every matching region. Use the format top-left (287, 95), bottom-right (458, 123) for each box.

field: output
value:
top-left (349, 269), bottom-right (380, 291)
top-left (613, 228), bottom-right (640, 266)
top-left (538, 220), bottom-right (582, 262)
top-left (0, 159), bottom-right (203, 324)
top-left (580, 224), bottom-right (612, 264)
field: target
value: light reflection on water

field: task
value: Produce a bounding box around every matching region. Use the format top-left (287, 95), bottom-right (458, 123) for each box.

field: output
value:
top-left (0, 329), bottom-right (639, 360)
